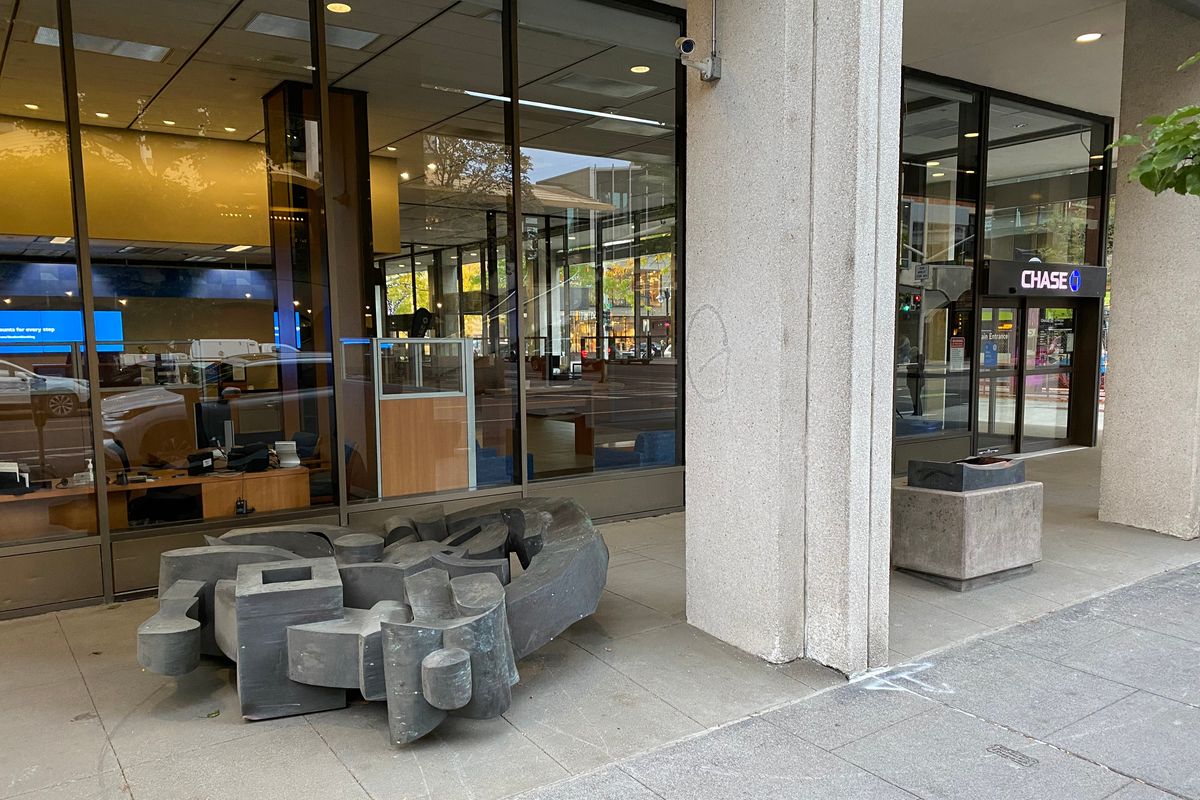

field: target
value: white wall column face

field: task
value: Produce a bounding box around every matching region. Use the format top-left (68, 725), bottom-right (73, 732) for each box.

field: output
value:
top-left (683, 0), bottom-right (901, 673)
top-left (1100, 0), bottom-right (1200, 540)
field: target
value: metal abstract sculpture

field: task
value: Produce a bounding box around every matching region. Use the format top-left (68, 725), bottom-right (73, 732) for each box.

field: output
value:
top-left (137, 498), bottom-right (608, 744)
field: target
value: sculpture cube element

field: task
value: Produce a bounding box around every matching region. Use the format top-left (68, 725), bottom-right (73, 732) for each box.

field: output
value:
top-left (234, 558), bottom-right (347, 719)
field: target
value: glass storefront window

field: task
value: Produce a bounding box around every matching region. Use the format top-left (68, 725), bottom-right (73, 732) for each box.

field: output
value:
top-left (896, 79), bottom-right (980, 438)
top-left (329, 2), bottom-right (520, 497)
top-left (517, 0), bottom-right (681, 477)
top-left (0, 0), bottom-right (98, 544)
top-left (69, 0), bottom-right (335, 528)
top-left (984, 99), bottom-right (1107, 266)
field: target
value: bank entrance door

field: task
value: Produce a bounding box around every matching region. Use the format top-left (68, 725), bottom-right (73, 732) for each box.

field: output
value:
top-left (975, 301), bottom-right (1080, 455)
top-left (977, 304), bottom-right (1020, 454)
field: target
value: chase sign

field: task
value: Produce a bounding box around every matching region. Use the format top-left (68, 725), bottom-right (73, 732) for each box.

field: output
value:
top-left (986, 260), bottom-right (1106, 298)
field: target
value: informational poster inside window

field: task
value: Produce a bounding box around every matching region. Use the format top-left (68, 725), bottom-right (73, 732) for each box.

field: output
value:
top-left (949, 336), bottom-right (966, 371)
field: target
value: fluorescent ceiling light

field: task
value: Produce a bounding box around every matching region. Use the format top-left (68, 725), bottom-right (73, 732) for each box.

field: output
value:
top-left (931, 172), bottom-right (945, 178)
top-left (35, 26), bottom-right (170, 62)
top-left (95, 112), bottom-right (109, 118)
top-left (1075, 32), bottom-right (1102, 43)
top-left (963, 132), bottom-right (979, 138)
top-left (386, 146), bottom-right (397, 151)
top-left (926, 160), bottom-right (940, 167)
top-left (245, 12), bottom-right (378, 50)
top-left (226, 245), bottom-right (253, 252)
top-left (49, 236), bottom-right (72, 244)
top-left (224, 126), bottom-right (237, 132)
top-left (327, 2), bottom-right (352, 12)
top-left (630, 65), bottom-right (651, 74)
top-left (431, 84), bottom-right (668, 129)
top-left (23, 103), bottom-right (39, 110)
top-left (162, 119), bottom-right (176, 125)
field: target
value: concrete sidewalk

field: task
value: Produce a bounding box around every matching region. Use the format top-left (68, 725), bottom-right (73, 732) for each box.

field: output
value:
top-left (517, 560), bottom-right (1200, 800)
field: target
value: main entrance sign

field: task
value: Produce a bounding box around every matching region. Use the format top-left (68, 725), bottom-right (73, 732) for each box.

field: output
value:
top-left (985, 260), bottom-right (1106, 298)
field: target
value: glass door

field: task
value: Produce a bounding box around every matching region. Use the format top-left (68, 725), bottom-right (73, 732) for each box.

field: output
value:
top-left (976, 305), bottom-right (1021, 454)
top-left (1021, 306), bottom-right (1076, 449)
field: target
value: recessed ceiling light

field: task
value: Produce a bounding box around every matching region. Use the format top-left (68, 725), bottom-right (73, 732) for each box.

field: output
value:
top-left (1075, 32), bottom-right (1102, 43)
top-left (65, 290), bottom-right (73, 297)
top-left (118, 298), bottom-right (127, 305)
top-left (226, 244), bottom-right (252, 252)
top-left (224, 126), bottom-right (236, 132)
top-left (24, 103), bottom-right (39, 110)
top-left (386, 146), bottom-right (397, 151)
top-left (399, 171), bottom-right (410, 180)
top-left (162, 119), bottom-right (175, 125)
top-left (926, 160), bottom-right (940, 167)
top-left (95, 112), bottom-right (109, 118)
top-left (963, 132), bottom-right (979, 138)
top-left (931, 172), bottom-right (945, 178)
top-left (293, 300), bottom-right (301, 306)
top-left (244, 292), bottom-right (253, 299)
top-left (3, 298), bottom-right (11, 304)
top-left (327, 2), bottom-right (352, 12)
top-left (427, 162), bottom-right (437, 170)
top-left (630, 65), bottom-right (650, 74)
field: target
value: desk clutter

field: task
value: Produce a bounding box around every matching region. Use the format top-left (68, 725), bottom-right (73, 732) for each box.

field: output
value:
top-left (0, 442), bottom-right (314, 539)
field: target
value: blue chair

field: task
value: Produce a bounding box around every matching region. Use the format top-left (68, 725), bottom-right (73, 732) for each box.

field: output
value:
top-left (594, 430), bottom-right (676, 471)
top-left (476, 444), bottom-right (534, 486)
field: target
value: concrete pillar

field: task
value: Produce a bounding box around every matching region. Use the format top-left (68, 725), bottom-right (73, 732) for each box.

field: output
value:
top-left (1100, 0), bottom-right (1200, 540)
top-left (683, 0), bottom-right (901, 674)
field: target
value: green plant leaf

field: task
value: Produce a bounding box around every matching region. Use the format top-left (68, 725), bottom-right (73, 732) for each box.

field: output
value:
top-left (1179, 51), bottom-right (1200, 72)
top-left (1142, 114), bottom-right (1168, 126)
top-left (1112, 134), bottom-right (1143, 149)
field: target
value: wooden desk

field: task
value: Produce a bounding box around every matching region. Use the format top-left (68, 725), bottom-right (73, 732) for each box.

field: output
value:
top-left (0, 467), bottom-right (311, 539)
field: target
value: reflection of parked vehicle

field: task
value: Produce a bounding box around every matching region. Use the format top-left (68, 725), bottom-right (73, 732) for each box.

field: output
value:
top-left (0, 359), bottom-right (89, 417)
top-left (101, 353), bottom-right (334, 467)
top-left (101, 387), bottom-right (193, 465)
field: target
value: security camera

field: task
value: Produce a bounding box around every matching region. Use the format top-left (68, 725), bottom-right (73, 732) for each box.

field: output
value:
top-left (675, 35), bottom-right (721, 82)
top-left (675, 36), bottom-right (698, 57)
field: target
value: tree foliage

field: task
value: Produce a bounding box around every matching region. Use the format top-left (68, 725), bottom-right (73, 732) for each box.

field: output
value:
top-left (1112, 52), bottom-right (1200, 197)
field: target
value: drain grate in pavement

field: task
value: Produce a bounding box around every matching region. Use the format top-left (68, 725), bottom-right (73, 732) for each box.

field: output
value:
top-left (986, 744), bottom-right (1039, 767)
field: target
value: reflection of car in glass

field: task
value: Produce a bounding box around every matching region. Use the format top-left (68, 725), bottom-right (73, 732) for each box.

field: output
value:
top-left (101, 353), bottom-right (334, 468)
top-left (0, 360), bottom-right (89, 417)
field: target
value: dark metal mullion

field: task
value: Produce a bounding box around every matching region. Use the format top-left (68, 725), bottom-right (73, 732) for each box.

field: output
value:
top-left (673, 31), bottom-right (685, 468)
top-left (969, 86), bottom-right (988, 456)
top-left (56, 0), bottom-right (112, 600)
top-left (543, 215), bottom-right (553, 380)
top-left (502, 0), bottom-right (529, 489)
top-left (1014, 301), bottom-right (1029, 452)
top-left (309, 0), bottom-right (351, 524)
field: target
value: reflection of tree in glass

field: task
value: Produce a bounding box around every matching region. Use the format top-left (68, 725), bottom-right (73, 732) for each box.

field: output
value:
top-left (384, 266), bottom-right (431, 316)
top-left (1037, 202), bottom-right (1089, 264)
top-left (424, 135), bottom-right (532, 205)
